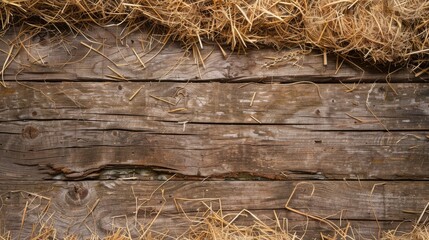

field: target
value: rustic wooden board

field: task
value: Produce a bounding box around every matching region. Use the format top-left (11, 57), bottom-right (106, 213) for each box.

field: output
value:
top-left (1, 82), bottom-right (428, 130)
top-left (0, 27), bottom-right (426, 83)
top-left (1, 25), bottom-right (428, 240)
top-left (1, 123), bottom-right (428, 180)
top-left (1, 82), bottom-right (428, 180)
top-left (0, 181), bottom-right (425, 239)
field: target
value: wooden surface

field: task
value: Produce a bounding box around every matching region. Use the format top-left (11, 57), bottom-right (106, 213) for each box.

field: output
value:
top-left (0, 26), bottom-right (427, 83)
top-left (0, 82), bottom-right (428, 181)
top-left (0, 181), bottom-right (426, 239)
top-left (0, 26), bottom-right (428, 239)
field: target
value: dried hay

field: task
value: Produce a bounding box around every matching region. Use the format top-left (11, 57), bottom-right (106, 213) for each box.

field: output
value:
top-left (176, 208), bottom-right (296, 240)
top-left (382, 225), bottom-right (429, 240)
top-left (0, 1), bottom-right (428, 238)
top-left (0, 207), bottom-right (428, 240)
top-left (304, 0), bottom-right (414, 63)
top-left (0, 0), bottom-right (428, 72)
top-left (1, 186), bottom-right (428, 240)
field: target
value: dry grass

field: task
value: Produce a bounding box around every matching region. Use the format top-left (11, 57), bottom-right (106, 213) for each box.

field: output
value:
top-left (304, 0), bottom-right (414, 63)
top-left (382, 225), bottom-right (429, 240)
top-left (0, 1), bottom-right (428, 239)
top-left (1, 186), bottom-right (428, 240)
top-left (0, 210), bottom-right (427, 240)
top-left (0, 0), bottom-right (428, 72)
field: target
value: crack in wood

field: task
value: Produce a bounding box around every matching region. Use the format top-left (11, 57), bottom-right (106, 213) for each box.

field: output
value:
top-left (44, 164), bottom-right (180, 180)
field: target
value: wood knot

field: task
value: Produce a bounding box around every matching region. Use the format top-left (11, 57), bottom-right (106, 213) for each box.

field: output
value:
top-left (22, 125), bottom-right (39, 139)
top-left (66, 185), bottom-right (89, 204)
top-left (315, 109), bottom-right (321, 115)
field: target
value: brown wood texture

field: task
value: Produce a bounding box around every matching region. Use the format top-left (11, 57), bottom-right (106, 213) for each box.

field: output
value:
top-left (0, 82), bottom-right (428, 180)
top-left (0, 26), bottom-right (427, 83)
top-left (1, 26), bottom-right (428, 239)
top-left (0, 181), bottom-right (426, 239)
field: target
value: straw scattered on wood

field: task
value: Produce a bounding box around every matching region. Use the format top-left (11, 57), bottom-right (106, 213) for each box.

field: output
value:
top-left (1, 189), bottom-right (428, 240)
top-left (0, 0), bottom-right (428, 72)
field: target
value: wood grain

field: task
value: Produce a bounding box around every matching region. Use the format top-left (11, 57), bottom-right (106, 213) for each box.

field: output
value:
top-left (1, 82), bottom-right (428, 180)
top-left (1, 82), bottom-right (427, 130)
top-left (1, 123), bottom-right (428, 180)
top-left (1, 25), bottom-right (428, 240)
top-left (0, 181), bottom-right (425, 239)
top-left (0, 26), bottom-right (426, 83)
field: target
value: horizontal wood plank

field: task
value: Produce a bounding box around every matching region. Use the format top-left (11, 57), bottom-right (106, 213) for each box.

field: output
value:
top-left (0, 181), bottom-right (425, 239)
top-left (1, 82), bottom-right (428, 180)
top-left (1, 82), bottom-right (428, 130)
top-left (1, 123), bottom-right (428, 180)
top-left (0, 26), bottom-right (426, 83)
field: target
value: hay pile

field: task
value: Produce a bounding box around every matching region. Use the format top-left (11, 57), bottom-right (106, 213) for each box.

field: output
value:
top-left (1, 0), bottom-right (428, 72)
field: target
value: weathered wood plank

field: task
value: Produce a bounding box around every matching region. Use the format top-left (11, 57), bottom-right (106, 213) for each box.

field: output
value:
top-left (0, 181), bottom-right (425, 239)
top-left (0, 82), bottom-right (428, 180)
top-left (1, 122), bottom-right (428, 180)
top-left (0, 27), bottom-right (426, 83)
top-left (1, 82), bottom-right (428, 130)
